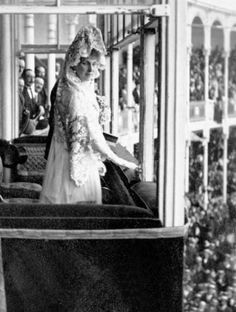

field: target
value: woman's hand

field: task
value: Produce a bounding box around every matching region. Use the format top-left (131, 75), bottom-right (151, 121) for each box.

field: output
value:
top-left (123, 160), bottom-right (138, 170)
top-left (122, 161), bottom-right (142, 180)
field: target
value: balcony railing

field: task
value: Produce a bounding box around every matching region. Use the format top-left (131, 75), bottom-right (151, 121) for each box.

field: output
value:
top-left (189, 101), bottom-right (206, 121)
top-left (190, 99), bottom-right (236, 123)
top-left (189, 100), bottom-right (218, 122)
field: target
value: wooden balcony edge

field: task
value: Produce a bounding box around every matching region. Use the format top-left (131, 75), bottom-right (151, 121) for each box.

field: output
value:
top-left (0, 225), bottom-right (186, 240)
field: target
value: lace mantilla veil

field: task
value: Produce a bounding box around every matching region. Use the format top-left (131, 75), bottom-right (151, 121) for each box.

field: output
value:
top-left (61, 25), bottom-right (106, 84)
top-left (54, 25), bottom-right (108, 186)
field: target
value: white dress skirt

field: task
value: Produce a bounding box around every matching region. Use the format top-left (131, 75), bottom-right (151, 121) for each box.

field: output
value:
top-left (40, 135), bottom-right (102, 204)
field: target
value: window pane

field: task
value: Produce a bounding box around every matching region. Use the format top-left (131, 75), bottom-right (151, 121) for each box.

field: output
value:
top-left (0, 0), bottom-right (162, 5)
top-left (0, 0), bottom-right (56, 5)
top-left (61, 0), bottom-right (154, 5)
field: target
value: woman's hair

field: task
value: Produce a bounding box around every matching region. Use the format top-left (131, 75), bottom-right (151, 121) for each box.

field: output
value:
top-left (71, 48), bottom-right (104, 71)
top-left (91, 49), bottom-right (106, 70)
top-left (90, 48), bottom-right (101, 59)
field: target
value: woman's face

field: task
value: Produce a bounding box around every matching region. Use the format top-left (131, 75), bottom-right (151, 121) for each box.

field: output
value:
top-left (75, 55), bottom-right (100, 82)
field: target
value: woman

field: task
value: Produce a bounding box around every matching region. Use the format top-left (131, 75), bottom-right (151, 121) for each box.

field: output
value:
top-left (40, 25), bottom-right (137, 204)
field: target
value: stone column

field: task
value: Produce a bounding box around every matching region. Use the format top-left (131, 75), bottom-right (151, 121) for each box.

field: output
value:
top-left (185, 45), bottom-right (192, 193)
top-left (0, 16), bottom-right (9, 309)
top-left (104, 55), bottom-right (111, 132)
top-left (0, 15), bottom-right (12, 141)
top-left (185, 139), bottom-right (190, 193)
top-left (111, 49), bottom-right (119, 135)
top-left (204, 24), bottom-right (211, 121)
top-left (160, 0), bottom-right (188, 226)
top-left (126, 43), bottom-right (134, 151)
top-left (140, 29), bottom-right (155, 182)
top-left (66, 15), bottom-right (79, 43)
top-left (203, 129), bottom-right (210, 209)
top-left (222, 27), bottom-right (230, 203)
top-left (223, 50), bottom-right (229, 118)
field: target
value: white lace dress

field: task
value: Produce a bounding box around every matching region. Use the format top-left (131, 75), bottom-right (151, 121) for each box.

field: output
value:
top-left (40, 80), bottom-right (109, 204)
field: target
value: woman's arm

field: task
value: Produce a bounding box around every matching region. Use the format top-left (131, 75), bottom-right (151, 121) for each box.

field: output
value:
top-left (87, 115), bottom-right (137, 170)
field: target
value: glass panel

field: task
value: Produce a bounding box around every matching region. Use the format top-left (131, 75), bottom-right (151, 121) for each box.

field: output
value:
top-left (34, 53), bottom-right (64, 80)
top-left (61, 0), bottom-right (97, 4)
top-left (17, 12), bottom-right (153, 48)
top-left (124, 14), bottom-right (131, 37)
top-left (0, 0), bottom-right (56, 5)
top-left (189, 101), bottom-right (206, 121)
top-left (112, 14), bottom-right (118, 44)
top-left (58, 14), bottom-right (90, 45)
top-left (61, 0), bottom-right (139, 4)
top-left (20, 14), bottom-right (55, 45)
top-left (103, 15), bottom-right (110, 46)
top-left (61, 0), bottom-right (160, 5)
top-left (0, 0), bottom-right (161, 5)
top-left (35, 15), bottom-right (51, 44)
top-left (20, 14), bottom-right (95, 45)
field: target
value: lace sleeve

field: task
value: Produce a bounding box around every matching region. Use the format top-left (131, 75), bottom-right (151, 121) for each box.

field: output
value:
top-left (86, 109), bottom-right (137, 170)
top-left (56, 86), bottom-right (91, 186)
top-left (56, 86), bottom-right (89, 150)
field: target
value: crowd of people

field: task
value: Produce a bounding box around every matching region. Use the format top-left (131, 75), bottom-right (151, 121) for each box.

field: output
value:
top-left (229, 47), bottom-right (236, 114)
top-left (190, 46), bottom-right (224, 122)
top-left (209, 47), bottom-right (225, 123)
top-left (189, 47), bottom-right (205, 102)
top-left (190, 45), bottom-right (236, 122)
top-left (18, 58), bottom-right (49, 135)
top-left (184, 194), bottom-right (236, 312)
top-left (185, 127), bottom-right (236, 311)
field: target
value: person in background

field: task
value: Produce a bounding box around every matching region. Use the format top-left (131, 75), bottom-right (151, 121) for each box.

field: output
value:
top-left (119, 67), bottom-right (127, 92)
top-left (22, 68), bottom-right (44, 119)
top-left (18, 58), bottom-right (25, 77)
top-left (35, 65), bottom-right (46, 80)
top-left (18, 77), bottom-right (25, 95)
top-left (34, 77), bottom-right (49, 131)
top-left (40, 25), bottom-right (138, 204)
top-left (18, 77), bottom-right (37, 135)
top-left (18, 77), bottom-right (27, 134)
top-left (21, 69), bottom-right (45, 134)
top-left (132, 80), bottom-right (140, 132)
top-left (133, 65), bottom-right (140, 83)
top-left (34, 77), bottom-right (49, 115)
top-left (35, 65), bottom-right (48, 111)
top-left (132, 80), bottom-right (140, 105)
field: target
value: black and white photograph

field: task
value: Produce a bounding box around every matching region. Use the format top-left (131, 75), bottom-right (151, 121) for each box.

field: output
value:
top-left (0, 0), bottom-right (236, 311)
